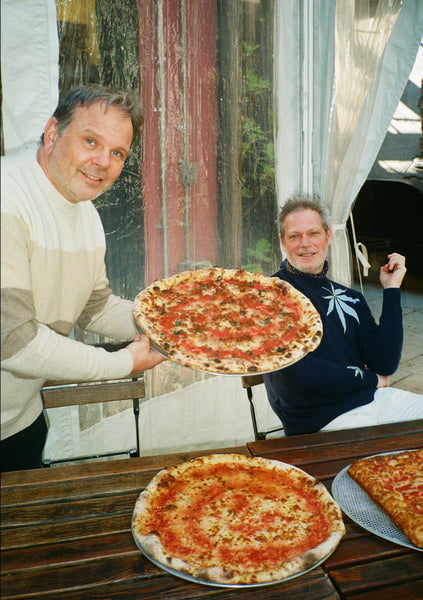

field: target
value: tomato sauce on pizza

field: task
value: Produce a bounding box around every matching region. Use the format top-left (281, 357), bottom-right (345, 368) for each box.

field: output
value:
top-left (132, 454), bottom-right (345, 585)
top-left (133, 268), bottom-right (322, 374)
top-left (348, 449), bottom-right (423, 549)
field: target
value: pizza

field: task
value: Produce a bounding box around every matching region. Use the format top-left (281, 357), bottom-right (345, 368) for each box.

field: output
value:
top-left (348, 449), bottom-right (423, 549)
top-left (132, 453), bottom-right (345, 585)
top-left (133, 267), bottom-right (322, 374)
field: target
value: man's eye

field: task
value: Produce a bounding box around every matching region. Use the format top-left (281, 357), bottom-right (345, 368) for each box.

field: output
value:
top-left (86, 138), bottom-right (95, 146)
top-left (112, 150), bottom-right (123, 158)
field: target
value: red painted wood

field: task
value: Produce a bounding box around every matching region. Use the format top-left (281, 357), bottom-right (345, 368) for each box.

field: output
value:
top-left (138, 0), bottom-right (218, 284)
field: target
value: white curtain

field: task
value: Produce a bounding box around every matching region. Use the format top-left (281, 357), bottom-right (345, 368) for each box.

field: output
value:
top-left (1, 0), bottom-right (59, 153)
top-left (321, 0), bottom-right (423, 286)
top-left (274, 0), bottom-right (423, 286)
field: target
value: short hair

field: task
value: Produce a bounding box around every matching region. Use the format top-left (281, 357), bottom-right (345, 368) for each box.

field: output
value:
top-left (278, 195), bottom-right (330, 238)
top-left (40, 83), bottom-right (143, 147)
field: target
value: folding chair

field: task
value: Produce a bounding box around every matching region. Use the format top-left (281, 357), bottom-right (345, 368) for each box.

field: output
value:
top-left (241, 374), bottom-right (284, 440)
top-left (41, 342), bottom-right (145, 465)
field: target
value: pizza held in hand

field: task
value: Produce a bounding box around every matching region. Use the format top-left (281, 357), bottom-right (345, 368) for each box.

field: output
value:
top-left (348, 449), bottom-right (423, 549)
top-left (132, 453), bottom-right (345, 585)
top-left (133, 267), bottom-right (322, 374)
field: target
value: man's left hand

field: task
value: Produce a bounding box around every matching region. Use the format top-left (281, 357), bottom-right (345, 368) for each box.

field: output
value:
top-left (380, 253), bottom-right (407, 289)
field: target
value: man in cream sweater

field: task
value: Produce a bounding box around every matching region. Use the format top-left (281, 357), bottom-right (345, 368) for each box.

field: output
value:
top-left (1, 84), bottom-right (165, 471)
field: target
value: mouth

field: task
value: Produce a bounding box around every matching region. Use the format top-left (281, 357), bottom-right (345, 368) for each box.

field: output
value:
top-left (81, 171), bottom-right (105, 185)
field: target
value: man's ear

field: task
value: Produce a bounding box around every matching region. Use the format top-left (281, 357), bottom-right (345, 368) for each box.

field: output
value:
top-left (278, 233), bottom-right (286, 251)
top-left (42, 117), bottom-right (59, 153)
top-left (327, 226), bottom-right (333, 246)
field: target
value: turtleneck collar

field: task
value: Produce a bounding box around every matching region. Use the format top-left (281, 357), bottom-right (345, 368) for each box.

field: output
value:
top-left (282, 259), bottom-right (329, 280)
top-left (32, 151), bottom-right (80, 213)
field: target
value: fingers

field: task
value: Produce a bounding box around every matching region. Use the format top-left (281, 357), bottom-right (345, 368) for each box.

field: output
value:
top-left (380, 253), bottom-right (406, 289)
top-left (272, 277), bottom-right (290, 294)
top-left (384, 253), bottom-right (406, 273)
top-left (127, 335), bottom-right (167, 372)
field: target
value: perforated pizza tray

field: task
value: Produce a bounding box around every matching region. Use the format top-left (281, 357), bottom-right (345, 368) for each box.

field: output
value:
top-left (132, 532), bottom-right (336, 589)
top-left (331, 451), bottom-right (422, 552)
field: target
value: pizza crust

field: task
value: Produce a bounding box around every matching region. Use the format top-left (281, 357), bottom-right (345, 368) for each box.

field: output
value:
top-left (133, 267), bottom-right (322, 374)
top-left (132, 453), bottom-right (345, 585)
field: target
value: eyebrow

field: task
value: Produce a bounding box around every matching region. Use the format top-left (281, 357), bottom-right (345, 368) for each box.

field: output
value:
top-left (287, 227), bottom-right (323, 236)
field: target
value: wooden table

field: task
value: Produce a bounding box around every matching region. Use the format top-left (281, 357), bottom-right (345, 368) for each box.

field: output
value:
top-left (1, 421), bottom-right (422, 599)
top-left (248, 419), bottom-right (423, 600)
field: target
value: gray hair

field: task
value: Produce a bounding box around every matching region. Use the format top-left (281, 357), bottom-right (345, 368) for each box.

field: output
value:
top-left (278, 195), bottom-right (330, 238)
top-left (40, 83), bottom-right (143, 147)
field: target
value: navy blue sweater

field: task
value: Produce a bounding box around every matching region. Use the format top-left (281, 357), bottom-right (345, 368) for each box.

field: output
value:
top-left (263, 260), bottom-right (403, 436)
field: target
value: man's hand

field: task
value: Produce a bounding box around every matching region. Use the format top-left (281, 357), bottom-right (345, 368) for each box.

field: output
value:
top-left (380, 253), bottom-right (406, 289)
top-left (126, 334), bottom-right (167, 372)
top-left (376, 374), bottom-right (390, 388)
top-left (272, 277), bottom-right (291, 294)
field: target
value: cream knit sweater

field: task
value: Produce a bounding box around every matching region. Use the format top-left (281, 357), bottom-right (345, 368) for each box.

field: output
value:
top-left (1, 147), bottom-right (136, 440)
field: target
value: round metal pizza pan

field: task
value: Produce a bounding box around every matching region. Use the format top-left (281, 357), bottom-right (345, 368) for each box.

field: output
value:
top-left (331, 450), bottom-right (422, 552)
top-left (133, 321), bottom-right (310, 376)
top-left (134, 322), bottom-right (168, 359)
top-left (131, 530), bottom-right (337, 588)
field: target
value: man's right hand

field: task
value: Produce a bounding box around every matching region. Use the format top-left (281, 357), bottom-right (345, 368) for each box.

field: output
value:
top-left (126, 334), bottom-right (167, 372)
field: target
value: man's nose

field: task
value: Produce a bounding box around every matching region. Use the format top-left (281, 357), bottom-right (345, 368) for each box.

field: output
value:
top-left (299, 234), bottom-right (311, 244)
top-left (93, 150), bottom-right (111, 168)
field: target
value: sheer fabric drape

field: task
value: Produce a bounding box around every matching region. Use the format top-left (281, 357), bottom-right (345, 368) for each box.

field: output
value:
top-left (321, 0), bottom-right (423, 286)
top-left (274, 0), bottom-right (423, 286)
top-left (1, 0), bottom-right (58, 152)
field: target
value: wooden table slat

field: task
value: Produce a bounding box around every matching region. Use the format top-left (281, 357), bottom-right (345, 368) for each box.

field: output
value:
top-left (0, 447), bottom-right (249, 490)
top-left (247, 420), bottom-right (423, 456)
top-left (0, 561), bottom-right (340, 600)
top-left (1, 492), bottom-right (137, 528)
top-left (249, 431), bottom-right (423, 480)
top-left (248, 428), bottom-right (423, 465)
top-left (325, 534), bottom-right (412, 569)
top-left (1, 531), bottom-right (136, 574)
top-left (1, 512), bottom-right (131, 551)
top-left (341, 580), bottom-right (423, 600)
top-left (328, 553), bottom-right (423, 596)
top-left (1, 447), bottom-right (250, 507)
top-left (0, 471), bottom-right (152, 509)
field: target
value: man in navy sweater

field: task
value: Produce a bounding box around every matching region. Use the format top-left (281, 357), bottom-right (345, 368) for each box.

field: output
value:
top-left (263, 196), bottom-right (423, 436)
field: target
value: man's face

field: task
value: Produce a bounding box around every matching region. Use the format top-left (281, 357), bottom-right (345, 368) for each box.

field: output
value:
top-left (41, 102), bottom-right (133, 203)
top-left (280, 209), bottom-right (332, 275)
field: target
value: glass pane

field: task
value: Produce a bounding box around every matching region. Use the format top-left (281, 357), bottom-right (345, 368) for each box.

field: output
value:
top-left (56, 0), bottom-right (144, 301)
top-left (55, 0), bottom-right (277, 404)
top-left (217, 0), bottom-right (278, 275)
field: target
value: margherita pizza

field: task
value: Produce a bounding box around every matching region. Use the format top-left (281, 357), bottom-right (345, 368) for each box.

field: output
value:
top-left (133, 267), bottom-right (322, 374)
top-left (132, 453), bottom-right (345, 585)
top-left (348, 449), bottom-right (423, 549)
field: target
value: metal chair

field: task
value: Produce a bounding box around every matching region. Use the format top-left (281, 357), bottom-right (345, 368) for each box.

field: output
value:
top-left (41, 342), bottom-right (145, 465)
top-left (241, 374), bottom-right (284, 440)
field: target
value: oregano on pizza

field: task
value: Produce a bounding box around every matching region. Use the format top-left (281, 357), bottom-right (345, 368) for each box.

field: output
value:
top-left (348, 449), bottom-right (423, 549)
top-left (132, 453), bottom-right (345, 585)
top-left (133, 267), bottom-right (322, 374)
